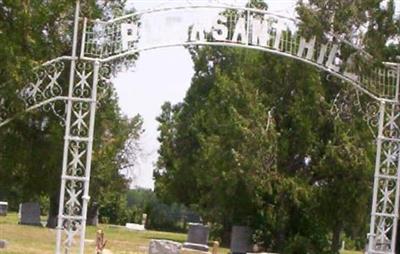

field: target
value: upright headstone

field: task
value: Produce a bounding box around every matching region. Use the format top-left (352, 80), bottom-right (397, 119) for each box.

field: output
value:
top-left (183, 223), bottom-right (209, 252)
top-left (0, 202), bottom-right (8, 216)
top-left (142, 213), bottom-right (148, 227)
top-left (0, 240), bottom-right (8, 249)
top-left (230, 226), bottom-right (253, 254)
top-left (87, 204), bottom-right (99, 226)
top-left (19, 202), bottom-right (41, 226)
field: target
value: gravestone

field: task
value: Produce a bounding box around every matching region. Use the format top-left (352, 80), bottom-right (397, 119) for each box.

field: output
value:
top-left (0, 240), bottom-right (8, 249)
top-left (125, 223), bottom-right (145, 231)
top-left (230, 226), bottom-right (253, 254)
top-left (19, 202), bottom-right (42, 226)
top-left (87, 204), bottom-right (99, 226)
top-left (180, 249), bottom-right (210, 254)
top-left (0, 202), bottom-right (8, 216)
top-left (149, 239), bottom-right (181, 254)
top-left (142, 213), bottom-right (147, 227)
top-left (183, 223), bottom-right (209, 252)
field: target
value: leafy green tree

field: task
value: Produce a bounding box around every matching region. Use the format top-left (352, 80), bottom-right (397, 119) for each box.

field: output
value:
top-left (296, 0), bottom-right (399, 60)
top-left (0, 0), bottom-right (143, 229)
top-left (155, 46), bottom-right (375, 253)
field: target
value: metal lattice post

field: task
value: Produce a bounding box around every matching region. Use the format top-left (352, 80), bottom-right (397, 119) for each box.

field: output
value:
top-left (55, 60), bottom-right (99, 254)
top-left (368, 101), bottom-right (400, 254)
top-left (56, 0), bottom-right (81, 253)
top-left (79, 60), bottom-right (99, 254)
top-left (55, 1), bottom-right (100, 253)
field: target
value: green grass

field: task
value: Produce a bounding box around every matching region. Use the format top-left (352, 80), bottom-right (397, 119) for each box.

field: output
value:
top-left (0, 213), bottom-right (363, 254)
top-left (0, 213), bottom-right (229, 254)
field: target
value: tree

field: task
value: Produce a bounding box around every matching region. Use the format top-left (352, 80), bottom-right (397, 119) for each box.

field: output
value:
top-left (296, 0), bottom-right (399, 252)
top-left (155, 40), bottom-right (376, 254)
top-left (0, 0), bottom-right (143, 228)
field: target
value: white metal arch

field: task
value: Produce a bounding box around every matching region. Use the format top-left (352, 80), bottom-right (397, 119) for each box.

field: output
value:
top-left (0, 2), bottom-right (399, 254)
top-left (81, 4), bottom-right (399, 103)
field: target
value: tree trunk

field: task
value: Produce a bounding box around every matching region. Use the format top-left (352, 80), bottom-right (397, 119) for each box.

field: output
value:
top-left (46, 194), bottom-right (59, 228)
top-left (331, 222), bottom-right (342, 253)
top-left (276, 226), bottom-right (286, 252)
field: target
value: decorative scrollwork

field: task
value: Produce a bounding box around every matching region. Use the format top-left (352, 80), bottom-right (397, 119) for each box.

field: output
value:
top-left (331, 87), bottom-right (380, 137)
top-left (67, 141), bottom-right (87, 177)
top-left (21, 60), bottom-right (66, 107)
top-left (74, 61), bottom-right (93, 98)
top-left (364, 101), bottom-right (380, 126)
top-left (63, 219), bottom-right (82, 248)
top-left (43, 100), bottom-right (67, 125)
top-left (97, 63), bottom-right (112, 104)
top-left (64, 179), bottom-right (84, 216)
top-left (14, 58), bottom-right (69, 124)
top-left (331, 87), bottom-right (362, 122)
top-left (70, 102), bottom-right (90, 137)
top-left (368, 101), bottom-right (400, 253)
top-left (0, 98), bottom-right (8, 123)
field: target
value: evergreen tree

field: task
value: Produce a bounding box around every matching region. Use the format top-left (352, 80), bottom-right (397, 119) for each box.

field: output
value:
top-left (155, 40), bottom-right (375, 254)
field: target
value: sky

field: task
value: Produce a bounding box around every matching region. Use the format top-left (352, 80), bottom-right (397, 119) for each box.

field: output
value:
top-left (113, 0), bottom-right (399, 189)
top-left (113, 0), bottom-right (297, 190)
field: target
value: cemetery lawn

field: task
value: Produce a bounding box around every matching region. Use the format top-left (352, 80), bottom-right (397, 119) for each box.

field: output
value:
top-left (0, 213), bottom-right (230, 254)
top-left (0, 213), bottom-right (362, 254)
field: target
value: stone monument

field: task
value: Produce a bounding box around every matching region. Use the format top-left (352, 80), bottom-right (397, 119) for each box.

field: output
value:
top-left (230, 226), bottom-right (253, 254)
top-left (19, 202), bottom-right (42, 226)
top-left (183, 223), bottom-right (210, 252)
top-left (0, 201), bottom-right (8, 216)
top-left (87, 203), bottom-right (99, 226)
top-left (142, 213), bottom-right (148, 227)
top-left (0, 240), bottom-right (8, 249)
top-left (149, 239), bottom-right (181, 254)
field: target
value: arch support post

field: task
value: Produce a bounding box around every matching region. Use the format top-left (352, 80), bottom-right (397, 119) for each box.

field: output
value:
top-left (368, 101), bottom-right (400, 254)
top-left (55, 60), bottom-right (100, 254)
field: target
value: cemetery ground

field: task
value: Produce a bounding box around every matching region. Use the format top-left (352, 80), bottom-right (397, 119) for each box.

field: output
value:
top-left (0, 213), bottom-right (228, 254)
top-left (0, 213), bottom-right (361, 254)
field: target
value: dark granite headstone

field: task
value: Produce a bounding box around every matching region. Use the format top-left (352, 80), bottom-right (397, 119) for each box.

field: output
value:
top-left (0, 239), bottom-right (8, 249)
top-left (230, 226), bottom-right (253, 254)
top-left (87, 204), bottom-right (99, 226)
top-left (183, 223), bottom-right (209, 252)
top-left (19, 202), bottom-right (42, 226)
top-left (0, 202), bottom-right (8, 216)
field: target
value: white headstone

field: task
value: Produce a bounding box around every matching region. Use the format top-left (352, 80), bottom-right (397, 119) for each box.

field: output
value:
top-left (125, 223), bottom-right (145, 231)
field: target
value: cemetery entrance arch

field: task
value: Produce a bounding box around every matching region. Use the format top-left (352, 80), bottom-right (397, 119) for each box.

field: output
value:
top-left (0, 1), bottom-right (399, 254)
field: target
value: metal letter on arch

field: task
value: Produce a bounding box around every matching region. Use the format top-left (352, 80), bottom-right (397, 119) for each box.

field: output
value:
top-left (0, 1), bottom-right (399, 254)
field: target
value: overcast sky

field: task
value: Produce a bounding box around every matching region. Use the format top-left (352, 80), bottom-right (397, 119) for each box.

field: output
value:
top-left (112, 0), bottom-right (297, 189)
top-left (113, 0), bottom-right (399, 189)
